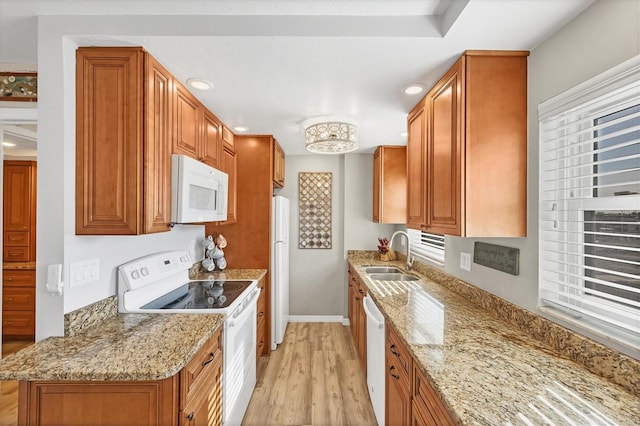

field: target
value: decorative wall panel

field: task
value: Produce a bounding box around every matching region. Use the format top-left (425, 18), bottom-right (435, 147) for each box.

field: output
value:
top-left (299, 172), bottom-right (332, 249)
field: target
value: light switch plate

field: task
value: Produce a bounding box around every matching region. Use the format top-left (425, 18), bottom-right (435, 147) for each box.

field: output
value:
top-left (460, 252), bottom-right (471, 271)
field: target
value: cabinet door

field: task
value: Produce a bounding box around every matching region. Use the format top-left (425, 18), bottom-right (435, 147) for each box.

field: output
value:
top-left (76, 48), bottom-right (143, 235)
top-left (174, 84), bottom-right (201, 159)
top-left (3, 162), bottom-right (35, 232)
top-left (181, 358), bottom-right (223, 426)
top-left (356, 283), bottom-right (367, 373)
top-left (426, 58), bottom-right (464, 236)
top-left (347, 271), bottom-right (356, 331)
top-left (407, 104), bottom-right (427, 229)
top-left (218, 144), bottom-right (237, 225)
top-left (373, 148), bottom-right (381, 222)
top-left (273, 140), bottom-right (285, 188)
top-left (386, 364), bottom-right (411, 426)
top-left (201, 111), bottom-right (222, 168)
top-left (144, 55), bottom-right (173, 233)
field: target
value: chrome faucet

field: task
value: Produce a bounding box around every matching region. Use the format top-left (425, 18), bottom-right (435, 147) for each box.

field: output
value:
top-left (390, 230), bottom-right (414, 270)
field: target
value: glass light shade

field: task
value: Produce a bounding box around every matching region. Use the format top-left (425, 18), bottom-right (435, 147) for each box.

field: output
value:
top-left (304, 121), bottom-right (358, 154)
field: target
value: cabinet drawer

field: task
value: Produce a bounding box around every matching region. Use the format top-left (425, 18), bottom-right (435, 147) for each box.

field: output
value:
top-left (387, 327), bottom-right (412, 388)
top-left (4, 231), bottom-right (29, 246)
top-left (413, 366), bottom-right (454, 425)
top-left (3, 269), bottom-right (36, 287)
top-left (2, 310), bottom-right (35, 337)
top-left (180, 328), bottom-right (222, 408)
top-left (3, 287), bottom-right (35, 310)
top-left (3, 247), bottom-right (29, 262)
top-left (180, 355), bottom-right (223, 426)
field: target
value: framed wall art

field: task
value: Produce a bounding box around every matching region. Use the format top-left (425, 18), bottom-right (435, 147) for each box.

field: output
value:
top-left (299, 172), bottom-right (332, 249)
top-left (0, 72), bottom-right (38, 102)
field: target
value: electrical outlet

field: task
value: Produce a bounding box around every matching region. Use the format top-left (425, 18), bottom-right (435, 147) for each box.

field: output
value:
top-left (460, 252), bottom-right (471, 271)
top-left (69, 259), bottom-right (100, 287)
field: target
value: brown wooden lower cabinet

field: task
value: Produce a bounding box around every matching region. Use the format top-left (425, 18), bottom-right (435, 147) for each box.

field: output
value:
top-left (2, 269), bottom-right (36, 340)
top-left (18, 328), bottom-right (223, 426)
top-left (347, 268), bottom-right (367, 372)
top-left (385, 325), bottom-right (455, 426)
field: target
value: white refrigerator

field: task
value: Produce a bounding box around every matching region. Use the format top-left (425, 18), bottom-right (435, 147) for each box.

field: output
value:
top-left (271, 195), bottom-right (290, 350)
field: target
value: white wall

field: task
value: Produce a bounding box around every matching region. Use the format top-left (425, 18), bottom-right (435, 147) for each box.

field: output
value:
top-left (437, 0), bottom-right (639, 354)
top-left (277, 153), bottom-right (398, 317)
top-left (277, 155), bottom-right (345, 317)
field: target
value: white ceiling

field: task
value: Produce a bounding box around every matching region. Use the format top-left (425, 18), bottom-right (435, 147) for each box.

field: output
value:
top-left (0, 0), bottom-right (595, 155)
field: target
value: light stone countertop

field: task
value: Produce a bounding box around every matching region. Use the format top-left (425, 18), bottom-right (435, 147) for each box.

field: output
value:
top-left (0, 313), bottom-right (224, 381)
top-left (190, 268), bottom-right (267, 282)
top-left (348, 256), bottom-right (640, 425)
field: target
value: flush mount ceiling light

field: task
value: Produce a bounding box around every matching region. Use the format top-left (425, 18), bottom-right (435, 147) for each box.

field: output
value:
top-left (234, 126), bottom-right (249, 133)
top-left (186, 78), bottom-right (214, 90)
top-left (403, 84), bottom-right (425, 95)
top-left (303, 116), bottom-right (359, 154)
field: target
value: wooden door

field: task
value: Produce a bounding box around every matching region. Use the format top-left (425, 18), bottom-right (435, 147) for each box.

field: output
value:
top-left (386, 364), bottom-right (411, 426)
top-left (201, 111), bottom-right (221, 168)
top-left (273, 140), bottom-right (285, 188)
top-left (426, 58), bottom-right (464, 236)
top-left (76, 47), bottom-right (143, 235)
top-left (174, 83), bottom-right (201, 159)
top-left (356, 283), bottom-right (367, 373)
top-left (3, 161), bottom-right (36, 261)
top-left (144, 54), bottom-right (173, 233)
top-left (347, 271), bottom-right (355, 332)
top-left (407, 104), bottom-right (427, 229)
top-left (373, 148), bottom-right (381, 222)
top-left (218, 144), bottom-right (237, 225)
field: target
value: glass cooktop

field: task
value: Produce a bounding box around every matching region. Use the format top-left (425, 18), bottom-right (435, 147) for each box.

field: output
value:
top-left (141, 280), bottom-right (253, 310)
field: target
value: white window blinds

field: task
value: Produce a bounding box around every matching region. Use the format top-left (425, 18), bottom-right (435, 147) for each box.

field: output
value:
top-left (408, 228), bottom-right (445, 265)
top-left (538, 56), bottom-right (640, 344)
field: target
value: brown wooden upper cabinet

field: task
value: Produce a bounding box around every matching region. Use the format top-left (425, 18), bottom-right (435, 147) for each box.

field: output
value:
top-left (273, 139), bottom-right (285, 188)
top-left (373, 146), bottom-right (407, 224)
top-left (407, 50), bottom-right (528, 237)
top-left (76, 47), bottom-right (173, 235)
top-left (217, 126), bottom-right (238, 226)
top-left (3, 161), bottom-right (37, 262)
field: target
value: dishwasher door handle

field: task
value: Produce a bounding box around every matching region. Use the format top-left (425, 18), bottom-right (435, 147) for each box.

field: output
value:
top-left (363, 295), bottom-right (384, 329)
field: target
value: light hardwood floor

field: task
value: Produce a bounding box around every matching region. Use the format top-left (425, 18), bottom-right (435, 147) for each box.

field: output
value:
top-left (0, 340), bottom-right (33, 426)
top-left (243, 322), bottom-right (377, 426)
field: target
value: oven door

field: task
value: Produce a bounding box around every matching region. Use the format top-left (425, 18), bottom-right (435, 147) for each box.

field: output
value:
top-left (223, 287), bottom-right (259, 425)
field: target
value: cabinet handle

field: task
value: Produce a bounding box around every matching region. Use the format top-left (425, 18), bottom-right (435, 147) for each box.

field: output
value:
top-left (202, 352), bottom-right (216, 367)
top-left (186, 412), bottom-right (194, 421)
top-left (258, 312), bottom-right (265, 318)
top-left (7, 297), bottom-right (14, 301)
top-left (389, 366), bottom-right (400, 380)
top-left (358, 289), bottom-right (364, 295)
top-left (390, 344), bottom-right (400, 357)
top-left (355, 297), bottom-right (361, 301)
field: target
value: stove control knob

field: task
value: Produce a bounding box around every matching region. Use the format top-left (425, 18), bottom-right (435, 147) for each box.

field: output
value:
top-left (131, 270), bottom-right (141, 280)
top-left (140, 267), bottom-right (149, 277)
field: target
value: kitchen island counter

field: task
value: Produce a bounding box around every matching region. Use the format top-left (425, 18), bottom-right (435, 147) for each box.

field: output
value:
top-left (0, 312), bottom-right (224, 382)
top-left (348, 253), bottom-right (640, 425)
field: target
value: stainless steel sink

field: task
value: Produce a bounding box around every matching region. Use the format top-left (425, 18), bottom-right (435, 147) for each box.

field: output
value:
top-left (368, 273), bottom-right (419, 281)
top-left (364, 266), bottom-right (404, 274)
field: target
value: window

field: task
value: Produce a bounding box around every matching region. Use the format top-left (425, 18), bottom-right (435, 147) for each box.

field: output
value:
top-left (538, 56), bottom-right (640, 348)
top-left (408, 228), bottom-right (445, 265)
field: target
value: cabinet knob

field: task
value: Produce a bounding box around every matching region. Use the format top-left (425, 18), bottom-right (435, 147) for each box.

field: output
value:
top-left (202, 352), bottom-right (216, 367)
top-left (7, 297), bottom-right (14, 301)
top-left (186, 412), bottom-right (194, 421)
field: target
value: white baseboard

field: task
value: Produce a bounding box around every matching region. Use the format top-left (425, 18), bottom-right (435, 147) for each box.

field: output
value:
top-left (288, 315), bottom-right (349, 325)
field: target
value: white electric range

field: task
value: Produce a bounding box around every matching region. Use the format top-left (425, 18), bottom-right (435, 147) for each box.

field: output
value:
top-left (118, 251), bottom-right (259, 426)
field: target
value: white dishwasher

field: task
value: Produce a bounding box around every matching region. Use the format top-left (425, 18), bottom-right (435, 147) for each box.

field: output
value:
top-left (363, 294), bottom-right (385, 425)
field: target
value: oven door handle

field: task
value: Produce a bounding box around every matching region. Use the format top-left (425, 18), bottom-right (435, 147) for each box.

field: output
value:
top-left (227, 287), bottom-right (260, 328)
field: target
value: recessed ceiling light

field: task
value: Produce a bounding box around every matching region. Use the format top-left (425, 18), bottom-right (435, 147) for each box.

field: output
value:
top-left (2, 142), bottom-right (15, 147)
top-left (186, 78), bottom-right (214, 91)
top-left (403, 84), bottom-right (425, 95)
top-left (234, 126), bottom-right (249, 133)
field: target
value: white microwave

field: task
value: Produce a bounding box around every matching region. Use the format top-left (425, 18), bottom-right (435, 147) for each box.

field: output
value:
top-left (171, 154), bottom-right (228, 223)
